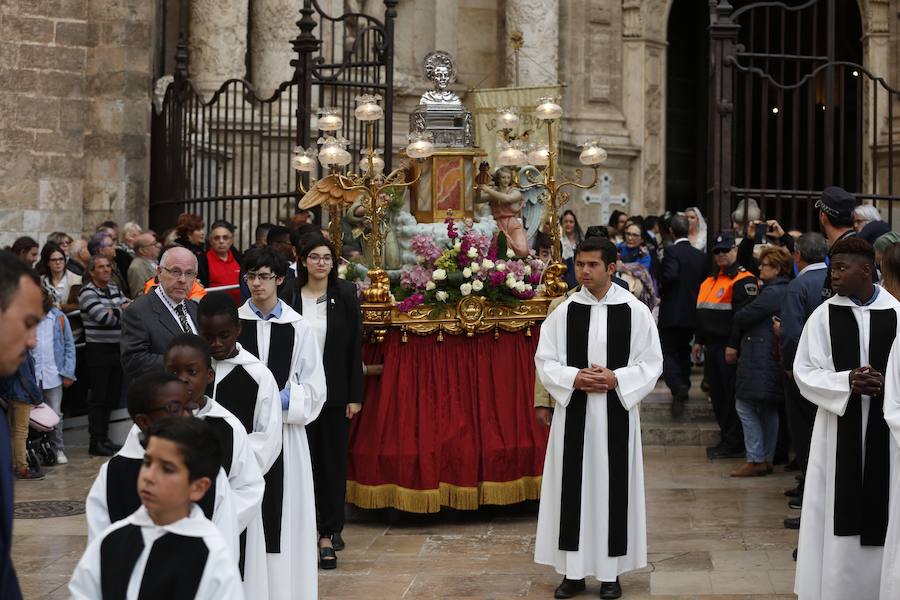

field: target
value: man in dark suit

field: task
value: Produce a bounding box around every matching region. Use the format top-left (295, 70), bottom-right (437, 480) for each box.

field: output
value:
top-left (0, 251), bottom-right (43, 600)
top-left (658, 214), bottom-right (708, 418)
top-left (120, 247), bottom-right (200, 379)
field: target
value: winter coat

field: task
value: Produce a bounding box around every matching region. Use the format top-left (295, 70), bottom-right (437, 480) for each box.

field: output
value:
top-left (734, 276), bottom-right (790, 405)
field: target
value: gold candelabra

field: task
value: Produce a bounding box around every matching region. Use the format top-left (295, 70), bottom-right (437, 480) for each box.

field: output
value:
top-left (492, 99), bottom-right (608, 296)
top-left (293, 96), bottom-right (434, 303)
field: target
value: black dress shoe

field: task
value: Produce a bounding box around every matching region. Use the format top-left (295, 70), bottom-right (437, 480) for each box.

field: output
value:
top-left (788, 496), bottom-right (802, 509)
top-left (331, 532), bottom-right (345, 551)
top-left (784, 516), bottom-right (800, 529)
top-left (89, 441), bottom-right (115, 457)
top-left (599, 577), bottom-right (622, 599)
top-left (784, 485), bottom-right (802, 498)
top-left (101, 439), bottom-right (122, 453)
top-left (792, 547), bottom-right (798, 561)
top-left (707, 446), bottom-right (745, 459)
top-left (670, 391), bottom-right (688, 419)
top-left (553, 577), bottom-right (585, 599)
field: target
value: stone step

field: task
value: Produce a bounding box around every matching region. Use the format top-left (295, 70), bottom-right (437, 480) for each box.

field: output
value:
top-left (636, 370), bottom-right (721, 446)
top-left (640, 420), bottom-right (721, 447)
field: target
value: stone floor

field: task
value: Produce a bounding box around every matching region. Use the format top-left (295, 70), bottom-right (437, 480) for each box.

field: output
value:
top-left (10, 444), bottom-right (799, 599)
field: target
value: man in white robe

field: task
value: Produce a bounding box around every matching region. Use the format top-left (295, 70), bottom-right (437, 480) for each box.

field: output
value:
top-left (198, 291), bottom-right (283, 600)
top-left (879, 336), bottom-right (900, 598)
top-left (535, 237), bottom-right (662, 599)
top-left (237, 246), bottom-right (327, 600)
top-left (793, 237), bottom-right (900, 600)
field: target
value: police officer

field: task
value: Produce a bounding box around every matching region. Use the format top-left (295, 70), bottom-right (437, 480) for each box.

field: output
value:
top-left (693, 231), bottom-right (758, 459)
top-left (815, 186), bottom-right (861, 299)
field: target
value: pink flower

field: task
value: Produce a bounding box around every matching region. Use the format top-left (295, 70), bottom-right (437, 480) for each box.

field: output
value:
top-left (505, 260), bottom-right (525, 279)
top-left (513, 288), bottom-right (536, 300)
top-left (446, 217), bottom-right (460, 239)
top-left (529, 271), bottom-right (542, 285)
top-left (488, 271), bottom-right (506, 287)
top-left (398, 292), bottom-right (425, 312)
top-left (410, 235), bottom-right (442, 262)
top-left (400, 265), bottom-right (433, 290)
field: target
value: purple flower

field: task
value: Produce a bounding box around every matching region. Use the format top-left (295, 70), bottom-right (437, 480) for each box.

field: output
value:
top-left (410, 235), bottom-right (442, 262)
top-left (399, 265), bottom-right (434, 290)
top-left (488, 270), bottom-right (506, 287)
top-left (446, 217), bottom-right (460, 240)
top-left (505, 260), bottom-right (525, 279)
top-left (513, 288), bottom-right (536, 300)
top-left (529, 270), bottom-right (542, 285)
top-left (398, 292), bottom-right (425, 312)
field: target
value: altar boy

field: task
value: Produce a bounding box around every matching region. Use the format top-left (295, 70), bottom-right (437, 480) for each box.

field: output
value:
top-left (85, 371), bottom-right (238, 554)
top-left (197, 291), bottom-right (283, 599)
top-left (534, 236), bottom-right (663, 600)
top-left (165, 334), bottom-right (265, 596)
top-left (793, 237), bottom-right (900, 600)
top-left (237, 246), bottom-right (326, 600)
top-left (70, 417), bottom-right (243, 600)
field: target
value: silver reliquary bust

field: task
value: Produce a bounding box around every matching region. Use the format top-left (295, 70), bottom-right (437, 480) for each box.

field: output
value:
top-left (411, 51), bottom-right (475, 147)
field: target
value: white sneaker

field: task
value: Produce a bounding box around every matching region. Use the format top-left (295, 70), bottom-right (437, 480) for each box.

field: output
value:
top-left (55, 451), bottom-right (68, 465)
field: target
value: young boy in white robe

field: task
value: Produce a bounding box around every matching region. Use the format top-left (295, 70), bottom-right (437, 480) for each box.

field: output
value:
top-left (197, 291), bottom-right (283, 600)
top-left (85, 371), bottom-right (238, 555)
top-left (70, 416), bottom-right (244, 600)
top-left (793, 237), bottom-right (900, 600)
top-left (164, 334), bottom-right (266, 597)
top-left (534, 237), bottom-right (663, 600)
top-left (880, 335), bottom-right (900, 599)
top-left (236, 246), bottom-right (326, 600)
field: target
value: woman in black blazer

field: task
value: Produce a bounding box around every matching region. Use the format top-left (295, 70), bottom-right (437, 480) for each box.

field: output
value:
top-left (296, 234), bottom-right (363, 568)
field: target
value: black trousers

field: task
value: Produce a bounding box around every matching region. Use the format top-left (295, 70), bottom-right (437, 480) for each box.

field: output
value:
top-left (85, 343), bottom-right (123, 442)
top-left (660, 326), bottom-right (694, 396)
top-left (784, 374), bottom-right (817, 471)
top-left (307, 405), bottom-right (350, 536)
top-left (704, 341), bottom-right (744, 449)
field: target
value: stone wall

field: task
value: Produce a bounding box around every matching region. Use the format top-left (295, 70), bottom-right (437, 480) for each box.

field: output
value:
top-left (0, 0), bottom-right (153, 247)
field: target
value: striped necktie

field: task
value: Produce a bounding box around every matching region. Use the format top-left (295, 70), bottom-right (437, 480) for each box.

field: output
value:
top-left (174, 304), bottom-right (191, 333)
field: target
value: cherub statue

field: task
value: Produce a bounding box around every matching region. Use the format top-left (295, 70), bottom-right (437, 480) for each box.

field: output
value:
top-left (419, 51), bottom-right (462, 106)
top-left (477, 166), bottom-right (529, 257)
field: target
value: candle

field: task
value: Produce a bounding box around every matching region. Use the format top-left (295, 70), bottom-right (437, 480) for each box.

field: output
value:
top-left (534, 98), bottom-right (562, 121)
top-left (578, 143), bottom-right (608, 166)
top-left (497, 109), bottom-right (520, 130)
top-left (317, 110), bottom-right (343, 132)
top-left (292, 154), bottom-right (316, 172)
top-left (527, 145), bottom-right (549, 167)
top-left (355, 102), bottom-right (383, 122)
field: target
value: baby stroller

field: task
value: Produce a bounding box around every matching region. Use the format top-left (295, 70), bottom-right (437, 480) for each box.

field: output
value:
top-left (26, 403), bottom-right (61, 469)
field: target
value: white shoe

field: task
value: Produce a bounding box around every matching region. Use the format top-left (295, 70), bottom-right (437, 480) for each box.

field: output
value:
top-left (55, 451), bottom-right (68, 465)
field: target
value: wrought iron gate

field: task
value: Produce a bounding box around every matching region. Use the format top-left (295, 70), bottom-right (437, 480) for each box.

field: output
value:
top-left (149, 0), bottom-right (397, 250)
top-left (707, 0), bottom-right (900, 232)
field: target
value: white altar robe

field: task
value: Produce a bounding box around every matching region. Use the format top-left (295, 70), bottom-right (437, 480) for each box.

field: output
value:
top-left (85, 425), bottom-right (238, 557)
top-left (238, 300), bottom-right (327, 600)
top-left (880, 339), bottom-right (900, 598)
top-left (70, 505), bottom-right (244, 600)
top-left (793, 288), bottom-right (900, 600)
top-left (534, 283), bottom-right (662, 581)
top-left (212, 346), bottom-right (283, 600)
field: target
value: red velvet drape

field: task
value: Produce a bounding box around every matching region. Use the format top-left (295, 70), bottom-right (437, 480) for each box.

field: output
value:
top-left (348, 328), bottom-right (549, 510)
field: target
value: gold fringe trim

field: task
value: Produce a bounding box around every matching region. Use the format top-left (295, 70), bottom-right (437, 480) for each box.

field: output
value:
top-left (346, 476), bottom-right (543, 514)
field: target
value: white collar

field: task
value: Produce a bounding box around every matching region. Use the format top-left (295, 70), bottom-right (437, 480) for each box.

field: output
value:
top-left (127, 504), bottom-right (219, 538)
top-left (214, 344), bottom-right (261, 368)
top-left (116, 425), bottom-right (146, 459)
top-left (673, 237), bottom-right (689, 245)
top-left (237, 299), bottom-right (303, 324)
top-left (570, 280), bottom-right (631, 306)
top-left (827, 285), bottom-right (899, 310)
top-left (798, 262), bottom-right (827, 276)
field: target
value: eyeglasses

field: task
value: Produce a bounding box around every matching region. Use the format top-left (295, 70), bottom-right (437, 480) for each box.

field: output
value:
top-left (147, 400), bottom-right (200, 415)
top-left (160, 266), bottom-right (197, 280)
top-left (48, 257), bottom-right (66, 263)
top-left (243, 272), bottom-right (278, 282)
top-left (306, 254), bottom-right (333, 264)
top-left (712, 248), bottom-right (732, 255)
top-left (624, 232), bottom-right (642, 239)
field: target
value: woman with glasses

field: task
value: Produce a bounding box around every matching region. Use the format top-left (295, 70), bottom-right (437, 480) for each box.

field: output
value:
top-left (36, 242), bottom-right (82, 313)
top-left (296, 234), bottom-right (363, 568)
top-left (730, 246), bottom-right (793, 477)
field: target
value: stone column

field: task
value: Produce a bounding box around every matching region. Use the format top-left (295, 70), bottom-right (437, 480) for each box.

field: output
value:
top-left (504, 0), bottom-right (559, 87)
top-left (189, 0), bottom-right (248, 95)
top-left (250, 0), bottom-right (304, 98)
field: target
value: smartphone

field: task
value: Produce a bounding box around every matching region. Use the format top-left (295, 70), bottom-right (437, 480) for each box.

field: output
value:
top-left (755, 222), bottom-right (769, 244)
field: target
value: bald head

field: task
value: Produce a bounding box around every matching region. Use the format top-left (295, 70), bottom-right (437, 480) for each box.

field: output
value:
top-left (157, 247), bottom-right (198, 302)
top-left (134, 233), bottom-right (161, 261)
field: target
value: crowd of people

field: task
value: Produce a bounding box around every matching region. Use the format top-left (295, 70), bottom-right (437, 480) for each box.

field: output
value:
top-left (0, 185), bottom-right (898, 598)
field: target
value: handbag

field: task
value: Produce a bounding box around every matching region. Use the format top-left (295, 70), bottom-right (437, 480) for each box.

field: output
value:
top-left (29, 403), bottom-right (60, 432)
